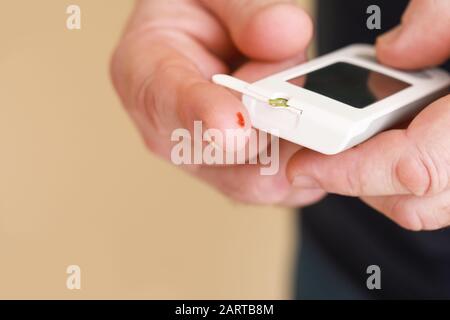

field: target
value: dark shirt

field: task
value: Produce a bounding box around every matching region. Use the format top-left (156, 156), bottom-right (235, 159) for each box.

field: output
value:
top-left (297, 0), bottom-right (450, 299)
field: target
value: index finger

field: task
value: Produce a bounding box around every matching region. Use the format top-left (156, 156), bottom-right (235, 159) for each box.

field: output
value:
top-left (111, 30), bottom-right (251, 153)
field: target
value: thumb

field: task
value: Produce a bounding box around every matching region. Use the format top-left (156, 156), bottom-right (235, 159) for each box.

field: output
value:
top-left (199, 0), bottom-right (313, 61)
top-left (376, 0), bottom-right (450, 69)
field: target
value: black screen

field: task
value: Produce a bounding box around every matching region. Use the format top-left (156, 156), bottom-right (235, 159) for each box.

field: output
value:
top-left (288, 62), bottom-right (411, 108)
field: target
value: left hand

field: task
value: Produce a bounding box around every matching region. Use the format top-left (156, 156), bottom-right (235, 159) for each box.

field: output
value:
top-left (287, 0), bottom-right (450, 231)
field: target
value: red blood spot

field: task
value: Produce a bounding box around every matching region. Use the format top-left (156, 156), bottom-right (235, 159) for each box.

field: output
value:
top-left (236, 112), bottom-right (245, 128)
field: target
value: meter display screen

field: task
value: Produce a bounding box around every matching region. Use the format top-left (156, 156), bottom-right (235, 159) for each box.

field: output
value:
top-left (287, 62), bottom-right (411, 108)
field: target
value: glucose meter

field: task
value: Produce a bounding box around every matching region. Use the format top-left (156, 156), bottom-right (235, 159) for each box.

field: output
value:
top-left (213, 44), bottom-right (450, 155)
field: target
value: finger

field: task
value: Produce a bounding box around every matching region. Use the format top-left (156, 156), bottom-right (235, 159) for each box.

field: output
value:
top-left (128, 0), bottom-right (235, 60)
top-left (362, 189), bottom-right (450, 231)
top-left (199, 0), bottom-right (313, 61)
top-left (197, 139), bottom-right (324, 206)
top-left (111, 30), bottom-right (251, 157)
top-left (287, 95), bottom-right (450, 197)
top-left (376, 0), bottom-right (450, 69)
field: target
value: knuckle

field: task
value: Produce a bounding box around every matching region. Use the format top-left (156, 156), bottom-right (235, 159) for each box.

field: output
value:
top-left (138, 58), bottom-right (189, 134)
top-left (149, 59), bottom-right (200, 127)
top-left (395, 154), bottom-right (431, 196)
top-left (395, 143), bottom-right (446, 196)
top-left (110, 42), bottom-right (134, 108)
top-left (139, 74), bottom-right (166, 134)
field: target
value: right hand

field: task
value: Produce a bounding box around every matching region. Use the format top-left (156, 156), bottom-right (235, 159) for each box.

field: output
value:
top-left (111, 0), bottom-right (325, 206)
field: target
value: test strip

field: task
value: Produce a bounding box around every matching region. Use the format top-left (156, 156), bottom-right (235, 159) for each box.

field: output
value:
top-left (212, 74), bottom-right (290, 108)
top-left (212, 74), bottom-right (267, 102)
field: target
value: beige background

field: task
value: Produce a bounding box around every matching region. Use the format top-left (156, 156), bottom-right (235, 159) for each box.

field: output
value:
top-left (0, 0), bottom-right (312, 299)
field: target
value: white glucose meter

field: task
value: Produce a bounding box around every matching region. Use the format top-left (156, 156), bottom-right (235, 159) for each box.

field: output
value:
top-left (213, 44), bottom-right (450, 155)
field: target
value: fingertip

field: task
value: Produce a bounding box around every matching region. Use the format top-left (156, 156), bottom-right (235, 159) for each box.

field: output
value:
top-left (396, 211), bottom-right (423, 232)
top-left (181, 81), bottom-right (252, 152)
top-left (204, 86), bottom-right (251, 132)
top-left (376, 25), bottom-right (450, 69)
top-left (376, 26), bottom-right (408, 68)
top-left (235, 3), bottom-right (313, 61)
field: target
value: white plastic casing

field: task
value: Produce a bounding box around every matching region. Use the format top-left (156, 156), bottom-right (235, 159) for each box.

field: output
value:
top-left (238, 44), bottom-right (450, 155)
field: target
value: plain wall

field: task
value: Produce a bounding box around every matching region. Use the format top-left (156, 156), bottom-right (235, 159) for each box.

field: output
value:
top-left (0, 0), bottom-right (312, 299)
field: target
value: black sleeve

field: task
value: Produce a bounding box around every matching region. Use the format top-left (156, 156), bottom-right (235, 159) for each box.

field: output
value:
top-left (316, 0), bottom-right (408, 55)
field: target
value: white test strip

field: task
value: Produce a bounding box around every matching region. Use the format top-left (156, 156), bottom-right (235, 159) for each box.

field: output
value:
top-left (212, 74), bottom-right (293, 109)
top-left (212, 74), bottom-right (268, 102)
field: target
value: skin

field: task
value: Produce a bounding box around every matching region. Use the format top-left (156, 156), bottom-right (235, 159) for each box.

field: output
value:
top-left (111, 0), bottom-right (324, 206)
top-left (112, 0), bottom-right (450, 230)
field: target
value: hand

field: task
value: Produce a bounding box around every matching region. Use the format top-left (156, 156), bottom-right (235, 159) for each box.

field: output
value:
top-left (288, 0), bottom-right (450, 230)
top-left (111, 0), bottom-right (325, 206)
